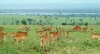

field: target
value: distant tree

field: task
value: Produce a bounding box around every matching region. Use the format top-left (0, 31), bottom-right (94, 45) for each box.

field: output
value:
top-left (46, 20), bottom-right (49, 24)
top-left (84, 22), bottom-right (88, 26)
top-left (11, 22), bottom-right (14, 25)
top-left (71, 20), bottom-right (73, 22)
top-left (39, 20), bottom-right (43, 24)
top-left (55, 16), bottom-right (58, 20)
top-left (79, 19), bottom-right (83, 21)
top-left (21, 19), bottom-right (27, 25)
top-left (44, 15), bottom-right (47, 19)
top-left (3, 21), bottom-right (6, 25)
top-left (15, 20), bottom-right (20, 25)
top-left (40, 16), bottom-right (41, 18)
top-left (50, 16), bottom-right (52, 18)
top-left (69, 22), bottom-right (75, 25)
top-left (27, 18), bottom-right (33, 25)
top-left (78, 22), bottom-right (83, 25)
top-left (62, 23), bottom-right (68, 25)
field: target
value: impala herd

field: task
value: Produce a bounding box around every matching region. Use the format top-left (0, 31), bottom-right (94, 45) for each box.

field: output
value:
top-left (0, 25), bottom-right (99, 51)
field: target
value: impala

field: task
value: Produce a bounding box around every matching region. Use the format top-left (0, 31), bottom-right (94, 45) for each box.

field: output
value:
top-left (66, 29), bottom-right (70, 38)
top-left (40, 32), bottom-right (52, 50)
top-left (36, 30), bottom-right (45, 36)
top-left (18, 25), bottom-right (26, 31)
top-left (50, 28), bottom-right (61, 42)
top-left (83, 26), bottom-right (88, 32)
top-left (14, 27), bottom-right (30, 46)
top-left (90, 29), bottom-right (100, 43)
top-left (0, 31), bottom-right (8, 43)
top-left (0, 27), bottom-right (3, 31)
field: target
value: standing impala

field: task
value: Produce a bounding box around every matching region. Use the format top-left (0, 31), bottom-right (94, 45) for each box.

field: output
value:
top-left (90, 29), bottom-right (100, 43)
top-left (13, 27), bottom-right (30, 46)
top-left (83, 26), bottom-right (88, 32)
top-left (40, 32), bottom-right (52, 50)
top-left (50, 27), bottom-right (61, 42)
top-left (0, 31), bottom-right (8, 43)
top-left (66, 29), bottom-right (70, 38)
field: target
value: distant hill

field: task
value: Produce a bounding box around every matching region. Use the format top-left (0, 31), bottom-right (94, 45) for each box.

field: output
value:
top-left (0, 9), bottom-right (100, 13)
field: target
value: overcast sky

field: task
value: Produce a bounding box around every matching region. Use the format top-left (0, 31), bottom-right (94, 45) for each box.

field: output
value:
top-left (0, 0), bottom-right (100, 9)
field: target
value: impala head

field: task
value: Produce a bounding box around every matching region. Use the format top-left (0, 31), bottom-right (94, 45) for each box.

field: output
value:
top-left (0, 27), bottom-right (4, 31)
top-left (9, 32), bottom-right (16, 38)
top-left (25, 27), bottom-right (30, 32)
top-left (90, 28), bottom-right (94, 33)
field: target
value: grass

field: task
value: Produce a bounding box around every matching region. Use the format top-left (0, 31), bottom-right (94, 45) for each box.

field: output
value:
top-left (0, 25), bottom-right (100, 54)
top-left (0, 14), bottom-right (100, 25)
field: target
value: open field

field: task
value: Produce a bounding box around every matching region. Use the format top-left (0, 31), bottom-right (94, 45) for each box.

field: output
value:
top-left (0, 14), bottom-right (100, 25)
top-left (0, 25), bottom-right (100, 54)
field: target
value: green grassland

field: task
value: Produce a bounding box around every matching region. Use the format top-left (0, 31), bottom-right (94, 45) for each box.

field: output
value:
top-left (0, 14), bottom-right (100, 54)
top-left (0, 25), bottom-right (100, 54)
top-left (0, 14), bottom-right (100, 25)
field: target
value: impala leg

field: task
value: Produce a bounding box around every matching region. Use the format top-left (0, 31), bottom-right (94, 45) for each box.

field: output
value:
top-left (3, 37), bottom-right (6, 42)
top-left (98, 38), bottom-right (100, 42)
top-left (40, 40), bottom-right (44, 50)
top-left (23, 38), bottom-right (26, 44)
top-left (90, 38), bottom-right (93, 43)
top-left (0, 36), bottom-right (2, 43)
top-left (22, 40), bottom-right (23, 46)
top-left (14, 39), bottom-right (19, 47)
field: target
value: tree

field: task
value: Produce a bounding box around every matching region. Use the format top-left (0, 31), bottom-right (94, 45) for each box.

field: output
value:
top-left (15, 20), bottom-right (20, 25)
top-left (27, 18), bottom-right (33, 25)
top-left (21, 19), bottom-right (27, 25)
top-left (62, 23), bottom-right (68, 25)
top-left (84, 22), bottom-right (88, 26)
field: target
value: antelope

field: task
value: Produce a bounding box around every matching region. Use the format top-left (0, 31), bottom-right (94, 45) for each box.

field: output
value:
top-left (35, 28), bottom-right (46, 36)
top-left (47, 26), bottom-right (53, 31)
top-left (18, 25), bottom-right (26, 31)
top-left (83, 26), bottom-right (88, 32)
top-left (90, 29), bottom-right (100, 43)
top-left (9, 32), bottom-right (17, 38)
top-left (14, 27), bottom-right (30, 46)
top-left (36, 30), bottom-right (45, 36)
top-left (50, 27), bottom-right (61, 42)
top-left (40, 32), bottom-right (52, 50)
top-left (0, 27), bottom-right (3, 31)
top-left (41, 25), bottom-right (45, 30)
top-left (0, 31), bottom-right (8, 43)
top-left (66, 29), bottom-right (70, 38)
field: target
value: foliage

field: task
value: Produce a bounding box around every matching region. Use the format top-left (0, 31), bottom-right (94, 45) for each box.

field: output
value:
top-left (15, 20), bottom-right (20, 25)
top-left (62, 23), bottom-right (68, 25)
top-left (21, 19), bottom-right (27, 25)
top-left (84, 22), bottom-right (88, 26)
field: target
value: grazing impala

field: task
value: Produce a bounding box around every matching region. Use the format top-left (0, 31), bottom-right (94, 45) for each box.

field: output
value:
top-left (14, 27), bottom-right (30, 46)
top-left (90, 29), bottom-right (100, 43)
top-left (40, 32), bottom-right (52, 50)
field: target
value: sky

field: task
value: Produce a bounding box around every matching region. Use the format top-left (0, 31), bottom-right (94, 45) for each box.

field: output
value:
top-left (0, 0), bottom-right (100, 9)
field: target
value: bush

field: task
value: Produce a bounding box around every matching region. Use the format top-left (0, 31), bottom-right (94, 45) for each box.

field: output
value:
top-left (21, 19), bottom-right (27, 25)
top-left (84, 22), bottom-right (88, 26)
top-left (62, 23), bottom-right (68, 25)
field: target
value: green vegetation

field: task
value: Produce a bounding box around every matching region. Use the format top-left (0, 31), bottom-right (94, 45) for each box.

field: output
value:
top-left (0, 25), bottom-right (100, 54)
top-left (0, 14), bottom-right (100, 25)
top-left (0, 14), bottom-right (100, 54)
